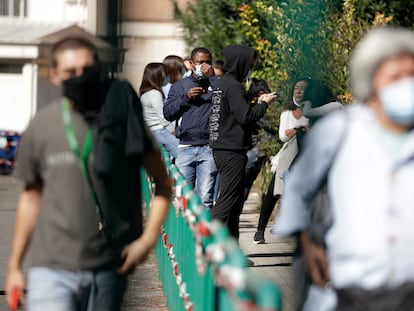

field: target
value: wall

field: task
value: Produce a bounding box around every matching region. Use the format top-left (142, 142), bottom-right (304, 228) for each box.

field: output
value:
top-left (120, 0), bottom-right (191, 92)
top-left (0, 63), bottom-right (37, 132)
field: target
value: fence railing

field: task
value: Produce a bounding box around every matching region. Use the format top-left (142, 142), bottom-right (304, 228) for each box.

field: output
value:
top-left (141, 148), bottom-right (282, 311)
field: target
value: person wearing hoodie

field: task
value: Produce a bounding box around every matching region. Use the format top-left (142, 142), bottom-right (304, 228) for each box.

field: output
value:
top-left (209, 44), bottom-right (276, 239)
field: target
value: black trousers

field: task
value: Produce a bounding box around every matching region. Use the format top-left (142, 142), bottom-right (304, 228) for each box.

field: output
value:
top-left (257, 173), bottom-right (280, 231)
top-left (244, 155), bottom-right (266, 201)
top-left (211, 149), bottom-right (247, 239)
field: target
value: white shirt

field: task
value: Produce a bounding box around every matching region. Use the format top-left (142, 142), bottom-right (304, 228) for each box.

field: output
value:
top-left (274, 104), bottom-right (414, 289)
top-left (278, 110), bottom-right (309, 142)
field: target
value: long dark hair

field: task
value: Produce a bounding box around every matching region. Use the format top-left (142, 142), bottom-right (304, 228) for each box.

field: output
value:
top-left (285, 77), bottom-right (312, 111)
top-left (139, 63), bottom-right (166, 98)
top-left (302, 80), bottom-right (337, 108)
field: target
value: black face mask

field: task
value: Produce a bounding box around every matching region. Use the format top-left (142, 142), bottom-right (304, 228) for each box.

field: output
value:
top-left (63, 67), bottom-right (104, 111)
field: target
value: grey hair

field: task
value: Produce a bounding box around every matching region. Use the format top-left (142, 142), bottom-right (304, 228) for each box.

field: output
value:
top-left (350, 27), bottom-right (414, 103)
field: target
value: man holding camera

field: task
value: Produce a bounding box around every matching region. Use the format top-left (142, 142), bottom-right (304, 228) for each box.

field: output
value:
top-left (164, 47), bottom-right (218, 209)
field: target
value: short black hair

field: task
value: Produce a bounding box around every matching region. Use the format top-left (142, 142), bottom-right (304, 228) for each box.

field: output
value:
top-left (247, 78), bottom-right (270, 101)
top-left (190, 47), bottom-right (212, 61)
top-left (213, 60), bottom-right (224, 69)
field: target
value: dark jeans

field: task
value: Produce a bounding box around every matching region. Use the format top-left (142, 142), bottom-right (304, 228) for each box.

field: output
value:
top-left (211, 149), bottom-right (247, 239)
top-left (244, 149), bottom-right (266, 201)
top-left (257, 173), bottom-right (280, 231)
top-left (336, 282), bottom-right (414, 311)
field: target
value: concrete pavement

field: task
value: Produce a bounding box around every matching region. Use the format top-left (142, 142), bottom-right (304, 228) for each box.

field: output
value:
top-left (239, 193), bottom-right (296, 311)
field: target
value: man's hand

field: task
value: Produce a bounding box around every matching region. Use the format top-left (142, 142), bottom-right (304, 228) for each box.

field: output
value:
top-left (6, 187), bottom-right (42, 308)
top-left (300, 231), bottom-right (330, 287)
top-left (199, 63), bottom-right (213, 77)
top-left (187, 87), bottom-right (204, 100)
top-left (5, 268), bottom-right (25, 308)
top-left (258, 93), bottom-right (277, 104)
top-left (117, 238), bottom-right (154, 274)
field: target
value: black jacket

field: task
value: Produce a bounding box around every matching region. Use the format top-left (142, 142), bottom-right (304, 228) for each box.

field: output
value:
top-left (209, 45), bottom-right (268, 151)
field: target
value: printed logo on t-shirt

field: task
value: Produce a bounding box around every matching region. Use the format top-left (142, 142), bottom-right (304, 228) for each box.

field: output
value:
top-left (209, 89), bottom-right (222, 142)
top-left (47, 151), bottom-right (76, 166)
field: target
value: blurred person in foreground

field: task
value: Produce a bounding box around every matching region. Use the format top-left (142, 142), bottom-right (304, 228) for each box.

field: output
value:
top-left (209, 44), bottom-right (276, 240)
top-left (5, 37), bottom-right (171, 311)
top-left (273, 27), bottom-right (414, 310)
top-left (281, 79), bottom-right (342, 311)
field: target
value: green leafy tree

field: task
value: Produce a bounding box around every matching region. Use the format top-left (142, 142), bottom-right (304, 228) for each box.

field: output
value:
top-left (174, 0), bottom-right (400, 191)
top-left (353, 0), bottom-right (414, 27)
top-left (173, 0), bottom-right (245, 60)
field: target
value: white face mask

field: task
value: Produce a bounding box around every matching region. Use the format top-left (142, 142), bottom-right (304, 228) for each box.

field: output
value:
top-left (293, 96), bottom-right (301, 108)
top-left (183, 70), bottom-right (192, 78)
top-left (194, 64), bottom-right (204, 77)
top-left (379, 77), bottom-right (414, 126)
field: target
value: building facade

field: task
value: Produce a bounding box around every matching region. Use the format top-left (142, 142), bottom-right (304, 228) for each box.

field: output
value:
top-left (0, 0), bottom-right (191, 132)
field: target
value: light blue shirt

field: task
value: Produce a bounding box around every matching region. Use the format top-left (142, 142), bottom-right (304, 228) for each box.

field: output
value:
top-left (273, 104), bottom-right (414, 289)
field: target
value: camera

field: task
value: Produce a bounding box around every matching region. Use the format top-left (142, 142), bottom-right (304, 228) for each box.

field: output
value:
top-left (197, 77), bottom-right (210, 93)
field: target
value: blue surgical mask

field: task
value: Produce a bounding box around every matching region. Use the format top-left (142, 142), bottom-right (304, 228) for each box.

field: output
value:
top-left (195, 64), bottom-right (204, 78)
top-left (379, 77), bottom-right (414, 126)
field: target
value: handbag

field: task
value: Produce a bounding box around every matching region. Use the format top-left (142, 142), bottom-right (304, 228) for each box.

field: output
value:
top-left (272, 137), bottom-right (298, 195)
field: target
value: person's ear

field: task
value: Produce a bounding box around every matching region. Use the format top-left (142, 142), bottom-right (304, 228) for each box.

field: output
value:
top-left (49, 67), bottom-right (62, 86)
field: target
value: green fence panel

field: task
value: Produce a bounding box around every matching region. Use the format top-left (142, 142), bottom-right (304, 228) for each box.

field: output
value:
top-left (141, 148), bottom-right (283, 311)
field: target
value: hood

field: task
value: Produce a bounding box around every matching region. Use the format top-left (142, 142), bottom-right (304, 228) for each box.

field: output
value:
top-left (223, 45), bottom-right (256, 82)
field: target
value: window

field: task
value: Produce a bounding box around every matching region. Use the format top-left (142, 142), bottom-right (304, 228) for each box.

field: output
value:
top-left (0, 63), bottom-right (23, 74)
top-left (0, 0), bottom-right (26, 17)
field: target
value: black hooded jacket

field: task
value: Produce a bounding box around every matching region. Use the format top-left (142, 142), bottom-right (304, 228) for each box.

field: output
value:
top-left (209, 45), bottom-right (268, 151)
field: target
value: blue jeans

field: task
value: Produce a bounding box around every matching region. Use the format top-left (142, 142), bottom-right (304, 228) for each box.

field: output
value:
top-left (152, 128), bottom-right (179, 159)
top-left (27, 267), bottom-right (127, 311)
top-left (175, 145), bottom-right (218, 209)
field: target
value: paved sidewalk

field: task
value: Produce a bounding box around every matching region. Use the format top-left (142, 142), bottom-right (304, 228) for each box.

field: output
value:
top-left (239, 193), bottom-right (296, 311)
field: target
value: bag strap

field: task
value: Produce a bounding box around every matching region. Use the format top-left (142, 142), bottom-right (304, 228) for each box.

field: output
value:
top-left (324, 110), bottom-right (349, 179)
top-left (61, 98), bottom-right (107, 236)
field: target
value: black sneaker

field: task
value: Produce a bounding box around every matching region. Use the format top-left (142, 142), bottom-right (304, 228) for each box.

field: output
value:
top-left (247, 258), bottom-right (255, 267)
top-left (253, 230), bottom-right (265, 244)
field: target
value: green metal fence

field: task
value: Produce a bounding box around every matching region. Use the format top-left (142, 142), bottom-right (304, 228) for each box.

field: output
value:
top-left (142, 148), bottom-right (282, 311)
